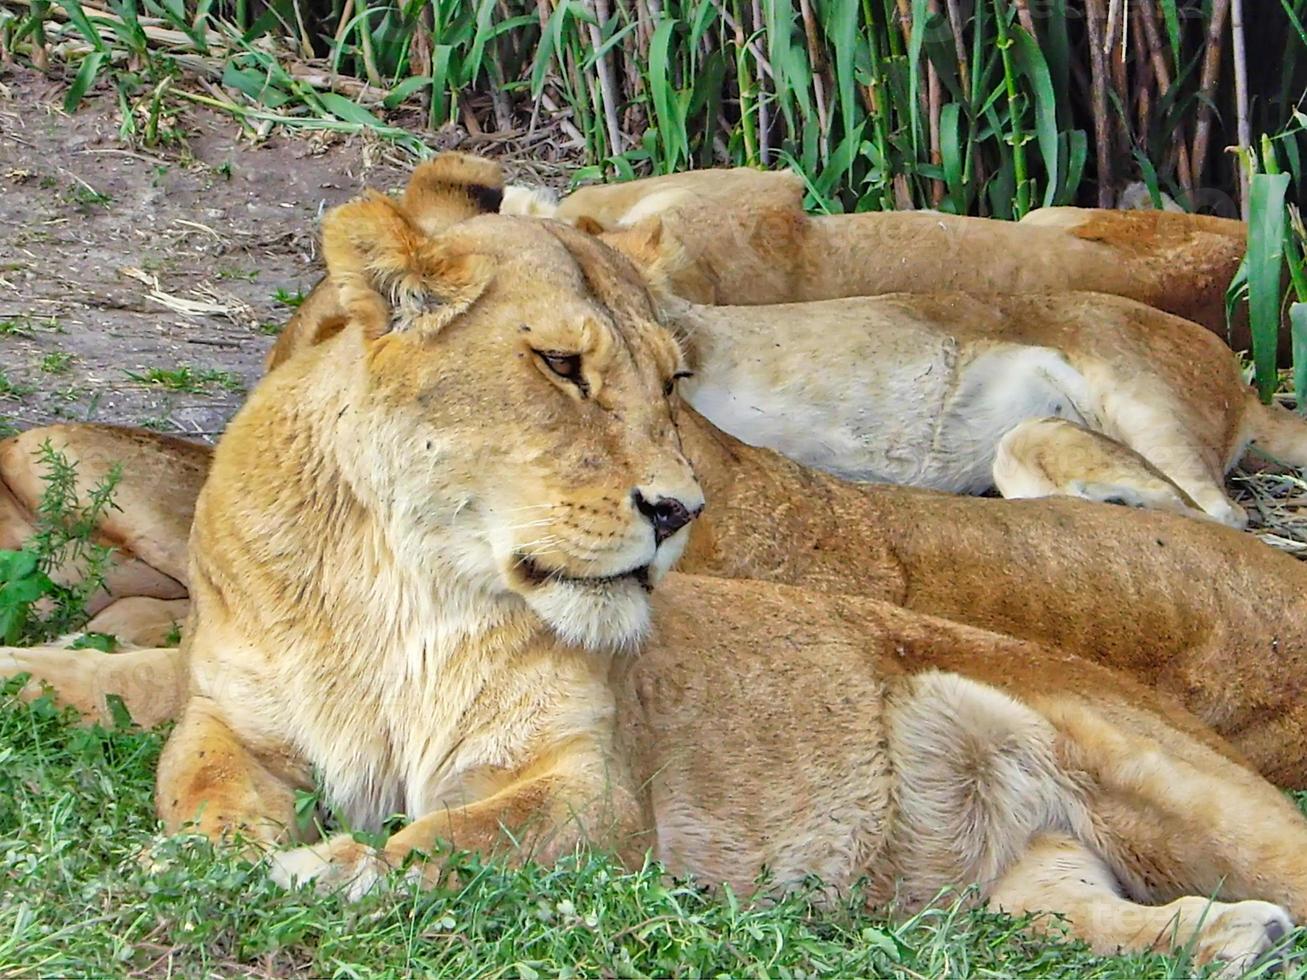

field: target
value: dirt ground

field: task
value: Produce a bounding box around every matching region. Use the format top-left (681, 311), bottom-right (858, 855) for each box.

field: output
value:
top-left (0, 65), bottom-right (430, 440)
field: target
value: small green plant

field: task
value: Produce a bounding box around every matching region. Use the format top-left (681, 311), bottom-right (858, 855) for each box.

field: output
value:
top-left (273, 287), bottom-right (305, 308)
top-left (39, 352), bottom-right (74, 374)
top-left (0, 318), bottom-right (33, 337)
top-left (258, 322), bottom-right (284, 336)
top-left (69, 631), bottom-right (117, 652)
top-left (0, 315), bottom-right (60, 337)
top-left (68, 182), bottom-right (112, 210)
top-left (124, 365), bottom-right (243, 394)
top-left (0, 442), bottom-right (120, 645)
top-left (0, 372), bottom-right (35, 400)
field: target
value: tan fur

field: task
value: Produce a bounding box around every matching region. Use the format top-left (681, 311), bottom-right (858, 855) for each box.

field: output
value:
top-left (269, 163), bottom-right (1273, 525)
top-left (6, 189), bottom-right (1307, 967)
top-left (0, 424), bottom-right (200, 612)
top-left (8, 165), bottom-right (1307, 788)
top-left (129, 200), bottom-right (1307, 972)
top-left (662, 288), bottom-right (1289, 526)
top-left (529, 167), bottom-right (1250, 350)
top-left (264, 152), bottom-right (506, 372)
top-left (994, 418), bottom-right (1204, 518)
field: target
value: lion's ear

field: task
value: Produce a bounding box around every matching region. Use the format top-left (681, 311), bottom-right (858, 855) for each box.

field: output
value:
top-left (599, 216), bottom-right (694, 297)
top-left (401, 152), bottom-right (504, 236)
top-left (573, 214), bottom-right (608, 236)
top-left (321, 191), bottom-right (492, 339)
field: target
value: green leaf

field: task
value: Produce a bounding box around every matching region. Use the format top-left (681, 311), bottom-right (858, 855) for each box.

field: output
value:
top-left (382, 76), bottom-right (432, 110)
top-left (0, 549), bottom-right (39, 582)
top-left (939, 102), bottom-right (965, 213)
top-left (648, 17), bottom-right (685, 172)
top-left (64, 50), bottom-right (106, 113)
top-left (1011, 26), bottom-right (1059, 208)
top-left (1293, 303), bottom-right (1307, 412)
top-left (70, 631), bottom-right (118, 652)
top-left (315, 92), bottom-right (387, 128)
top-left (1248, 172), bottom-right (1292, 403)
top-left (105, 693), bottom-right (134, 729)
top-left (221, 63), bottom-right (291, 108)
top-left (53, 0), bottom-right (105, 50)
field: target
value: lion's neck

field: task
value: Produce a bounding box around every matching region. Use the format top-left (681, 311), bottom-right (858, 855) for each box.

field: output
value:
top-left (209, 348), bottom-right (618, 830)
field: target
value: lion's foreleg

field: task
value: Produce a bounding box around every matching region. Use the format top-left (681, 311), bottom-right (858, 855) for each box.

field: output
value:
top-left (156, 698), bottom-right (307, 851)
top-left (269, 770), bottom-right (640, 898)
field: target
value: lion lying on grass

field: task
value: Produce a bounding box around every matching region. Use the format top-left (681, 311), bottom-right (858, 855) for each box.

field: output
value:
top-left (504, 166), bottom-right (1252, 350)
top-left (28, 181), bottom-right (1302, 974)
top-left (6, 157), bottom-right (1307, 797)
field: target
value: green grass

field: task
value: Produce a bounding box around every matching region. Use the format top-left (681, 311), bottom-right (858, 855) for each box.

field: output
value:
top-left (0, 372), bottom-right (35, 400)
top-left (124, 365), bottom-right (244, 394)
top-left (38, 352), bottom-right (75, 375)
top-left (0, 680), bottom-right (1278, 978)
top-left (273, 287), bottom-right (306, 309)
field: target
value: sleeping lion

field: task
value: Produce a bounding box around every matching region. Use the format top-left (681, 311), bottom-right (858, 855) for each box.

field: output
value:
top-left (504, 165), bottom-right (1253, 351)
top-left (11, 177), bottom-right (1305, 976)
top-left (274, 158), bottom-right (1293, 526)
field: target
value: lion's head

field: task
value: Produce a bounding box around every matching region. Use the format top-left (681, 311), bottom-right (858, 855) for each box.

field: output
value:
top-left (295, 163), bottom-right (703, 650)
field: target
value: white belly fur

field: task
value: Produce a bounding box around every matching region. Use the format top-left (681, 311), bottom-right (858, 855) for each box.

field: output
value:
top-left (685, 328), bottom-right (1094, 492)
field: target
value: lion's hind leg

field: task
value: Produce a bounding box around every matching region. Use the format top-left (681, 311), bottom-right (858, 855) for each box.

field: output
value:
top-left (0, 644), bottom-right (184, 728)
top-left (1091, 393), bottom-right (1246, 527)
top-left (892, 670), bottom-right (1307, 973)
top-left (988, 834), bottom-right (1292, 976)
top-left (993, 418), bottom-right (1208, 520)
top-left (991, 694), bottom-right (1307, 972)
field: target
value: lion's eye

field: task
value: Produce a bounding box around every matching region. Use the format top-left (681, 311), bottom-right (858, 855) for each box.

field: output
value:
top-left (534, 350), bottom-right (589, 397)
top-left (664, 370), bottom-right (694, 397)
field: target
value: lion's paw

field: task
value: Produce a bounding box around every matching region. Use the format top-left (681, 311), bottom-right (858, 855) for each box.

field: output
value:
top-left (267, 835), bottom-right (393, 901)
top-left (1194, 901), bottom-right (1293, 978)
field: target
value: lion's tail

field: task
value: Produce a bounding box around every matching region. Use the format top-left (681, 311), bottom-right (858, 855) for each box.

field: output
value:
top-left (1245, 396), bottom-right (1307, 468)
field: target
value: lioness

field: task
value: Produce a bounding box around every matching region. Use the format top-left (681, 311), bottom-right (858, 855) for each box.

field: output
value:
top-left (658, 284), bottom-right (1302, 527)
top-left (503, 166), bottom-right (1251, 348)
top-left (7, 161), bottom-right (1307, 792)
top-left (272, 159), bottom-right (1279, 525)
top-left (105, 183), bottom-right (1307, 974)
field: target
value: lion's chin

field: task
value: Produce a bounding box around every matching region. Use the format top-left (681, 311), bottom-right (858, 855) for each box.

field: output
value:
top-left (523, 576), bottom-right (652, 652)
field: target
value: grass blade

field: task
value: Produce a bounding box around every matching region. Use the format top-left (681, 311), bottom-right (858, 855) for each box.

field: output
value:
top-left (1247, 171), bottom-right (1291, 402)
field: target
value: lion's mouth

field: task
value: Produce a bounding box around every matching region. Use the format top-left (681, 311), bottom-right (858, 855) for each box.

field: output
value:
top-left (516, 554), bottom-right (653, 592)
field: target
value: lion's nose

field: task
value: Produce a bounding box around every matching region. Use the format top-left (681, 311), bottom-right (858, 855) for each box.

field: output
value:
top-left (632, 489), bottom-right (701, 544)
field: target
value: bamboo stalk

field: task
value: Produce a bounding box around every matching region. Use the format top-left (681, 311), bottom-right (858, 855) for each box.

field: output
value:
top-left (1231, 0), bottom-right (1251, 215)
top-left (1131, 3), bottom-right (1150, 147)
top-left (943, 0), bottom-right (970, 99)
top-left (797, 0), bottom-right (829, 154)
top-left (1084, 0), bottom-right (1115, 206)
top-left (584, 0), bottom-right (624, 154)
top-left (1012, 0), bottom-right (1035, 39)
top-left (927, 0), bottom-right (943, 205)
top-left (748, 0), bottom-right (770, 164)
top-left (1106, 0), bottom-right (1130, 160)
top-left (992, 0), bottom-right (1028, 216)
top-left (1191, 0), bottom-right (1231, 189)
top-left (1137, 0), bottom-right (1192, 193)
